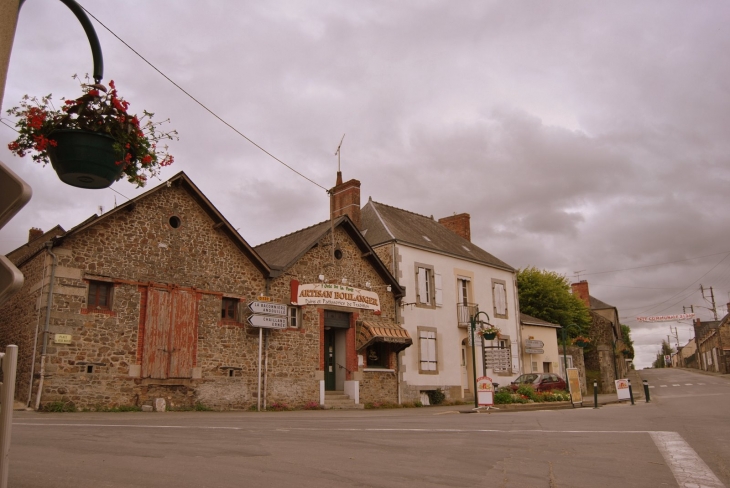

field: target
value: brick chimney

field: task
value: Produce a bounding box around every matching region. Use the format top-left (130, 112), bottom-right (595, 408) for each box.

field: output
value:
top-left (329, 171), bottom-right (361, 229)
top-left (28, 227), bottom-right (44, 243)
top-left (438, 213), bottom-right (471, 242)
top-left (571, 280), bottom-right (591, 307)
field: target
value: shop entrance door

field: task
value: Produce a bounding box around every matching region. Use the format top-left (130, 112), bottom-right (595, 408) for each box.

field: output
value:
top-left (324, 328), bottom-right (336, 390)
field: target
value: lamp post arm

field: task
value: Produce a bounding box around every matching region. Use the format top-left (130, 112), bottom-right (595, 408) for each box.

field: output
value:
top-left (19, 0), bottom-right (104, 83)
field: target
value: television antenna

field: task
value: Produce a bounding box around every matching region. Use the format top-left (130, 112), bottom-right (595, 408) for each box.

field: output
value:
top-left (334, 134), bottom-right (346, 172)
top-left (574, 270), bottom-right (586, 281)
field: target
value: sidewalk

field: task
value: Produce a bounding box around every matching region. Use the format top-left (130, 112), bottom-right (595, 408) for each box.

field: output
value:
top-left (583, 369), bottom-right (645, 407)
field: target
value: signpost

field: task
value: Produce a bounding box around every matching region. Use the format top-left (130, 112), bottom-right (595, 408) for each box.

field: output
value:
top-left (248, 300), bottom-right (288, 412)
top-left (524, 347), bottom-right (544, 355)
top-left (525, 339), bottom-right (544, 348)
top-left (476, 376), bottom-right (496, 409)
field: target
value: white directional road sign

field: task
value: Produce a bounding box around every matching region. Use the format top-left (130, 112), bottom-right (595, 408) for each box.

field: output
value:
top-left (525, 348), bottom-right (545, 355)
top-left (247, 314), bottom-right (288, 329)
top-left (525, 339), bottom-right (544, 348)
top-left (248, 301), bottom-right (287, 316)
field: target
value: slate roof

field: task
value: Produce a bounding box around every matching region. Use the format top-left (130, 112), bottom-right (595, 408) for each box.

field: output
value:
top-left (520, 313), bottom-right (561, 329)
top-left (360, 198), bottom-right (514, 271)
top-left (253, 215), bottom-right (405, 297)
top-left (589, 295), bottom-right (615, 311)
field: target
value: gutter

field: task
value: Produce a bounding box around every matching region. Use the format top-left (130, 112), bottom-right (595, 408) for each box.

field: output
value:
top-left (34, 242), bottom-right (57, 411)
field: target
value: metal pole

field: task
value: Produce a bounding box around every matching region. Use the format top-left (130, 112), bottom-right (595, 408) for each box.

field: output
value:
top-left (643, 380), bottom-right (651, 403)
top-left (561, 327), bottom-right (568, 379)
top-left (257, 328), bottom-right (262, 411)
top-left (628, 379), bottom-right (634, 405)
top-left (593, 380), bottom-right (599, 409)
top-left (0, 345), bottom-right (18, 488)
top-left (470, 315), bottom-right (478, 409)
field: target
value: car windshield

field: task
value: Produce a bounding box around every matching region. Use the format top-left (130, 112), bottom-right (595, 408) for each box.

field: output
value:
top-left (515, 374), bottom-right (539, 384)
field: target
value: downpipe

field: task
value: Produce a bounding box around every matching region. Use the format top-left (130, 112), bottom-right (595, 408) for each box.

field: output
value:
top-left (34, 242), bottom-right (57, 411)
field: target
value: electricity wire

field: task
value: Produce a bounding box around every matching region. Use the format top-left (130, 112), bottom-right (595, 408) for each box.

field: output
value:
top-left (77, 3), bottom-right (329, 193)
top-left (580, 251), bottom-right (730, 277)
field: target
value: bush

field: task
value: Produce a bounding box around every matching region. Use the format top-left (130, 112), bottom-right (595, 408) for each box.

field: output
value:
top-left (303, 401), bottom-right (324, 410)
top-left (267, 402), bottom-right (291, 411)
top-left (516, 385), bottom-right (538, 401)
top-left (494, 391), bottom-right (513, 404)
top-left (426, 388), bottom-right (446, 405)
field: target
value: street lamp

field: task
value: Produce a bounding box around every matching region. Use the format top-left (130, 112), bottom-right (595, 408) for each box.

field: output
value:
top-left (469, 311), bottom-right (491, 409)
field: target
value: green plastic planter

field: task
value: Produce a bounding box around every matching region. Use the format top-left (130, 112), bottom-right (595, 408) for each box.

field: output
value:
top-left (574, 340), bottom-right (588, 348)
top-left (482, 332), bottom-right (497, 340)
top-left (48, 129), bottom-right (124, 189)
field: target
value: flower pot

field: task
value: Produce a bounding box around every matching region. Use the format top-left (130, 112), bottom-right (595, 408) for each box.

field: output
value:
top-left (482, 332), bottom-right (497, 340)
top-left (47, 130), bottom-right (124, 189)
top-left (574, 340), bottom-right (588, 348)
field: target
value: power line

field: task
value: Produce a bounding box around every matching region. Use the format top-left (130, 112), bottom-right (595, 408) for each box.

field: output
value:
top-left (77, 3), bottom-right (329, 193)
top-left (581, 251), bottom-right (730, 277)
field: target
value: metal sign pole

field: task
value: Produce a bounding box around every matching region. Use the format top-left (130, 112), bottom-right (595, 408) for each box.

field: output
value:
top-left (257, 328), bottom-right (262, 412)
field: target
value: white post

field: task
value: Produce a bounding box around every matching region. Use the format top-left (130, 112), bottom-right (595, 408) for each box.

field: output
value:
top-left (0, 345), bottom-right (18, 488)
top-left (257, 328), bottom-right (262, 412)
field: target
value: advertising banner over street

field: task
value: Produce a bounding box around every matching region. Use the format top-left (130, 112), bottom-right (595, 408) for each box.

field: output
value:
top-left (293, 283), bottom-right (380, 312)
top-left (637, 313), bottom-right (695, 322)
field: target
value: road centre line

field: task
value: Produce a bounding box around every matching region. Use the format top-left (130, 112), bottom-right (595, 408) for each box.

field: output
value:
top-left (14, 423), bottom-right (242, 430)
top-left (650, 431), bottom-right (725, 488)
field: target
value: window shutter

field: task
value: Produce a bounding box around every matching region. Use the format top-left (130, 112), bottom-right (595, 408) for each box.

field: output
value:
top-left (434, 273), bottom-right (443, 307)
top-left (417, 267), bottom-right (427, 303)
top-left (426, 331), bottom-right (437, 370)
top-left (494, 282), bottom-right (506, 316)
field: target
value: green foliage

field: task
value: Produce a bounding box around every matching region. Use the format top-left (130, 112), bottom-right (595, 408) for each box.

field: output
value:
top-left (41, 401), bottom-right (77, 412)
top-left (652, 340), bottom-right (675, 368)
top-left (516, 385), bottom-right (538, 401)
top-left (516, 267), bottom-right (591, 336)
top-left (493, 391), bottom-right (513, 404)
top-left (426, 388), bottom-right (446, 405)
top-left (621, 324), bottom-right (635, 357)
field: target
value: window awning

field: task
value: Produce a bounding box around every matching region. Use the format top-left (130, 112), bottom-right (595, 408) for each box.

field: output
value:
top-left (356, 320), bottom-right (413, 353)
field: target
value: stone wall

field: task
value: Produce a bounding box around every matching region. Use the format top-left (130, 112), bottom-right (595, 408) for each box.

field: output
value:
top-left (584, 311), bottom-right (618, 393)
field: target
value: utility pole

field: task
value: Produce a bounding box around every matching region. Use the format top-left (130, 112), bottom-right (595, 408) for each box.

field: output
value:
top-left (700, 284), bottom-right (718, 320)
top-left (683, 305), bottom-right (694, 314)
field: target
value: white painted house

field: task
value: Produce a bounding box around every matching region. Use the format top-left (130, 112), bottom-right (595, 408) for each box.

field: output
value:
top-left (358, 199), bottom-right (523, 403)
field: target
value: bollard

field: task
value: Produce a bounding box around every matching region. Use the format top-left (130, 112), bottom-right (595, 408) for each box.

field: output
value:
top-left (593, 380), bottom-right (599, 409)
top-left (643, 380), bottom-right (651, 403)
top-left (628, 379), bottom-right (635, 405)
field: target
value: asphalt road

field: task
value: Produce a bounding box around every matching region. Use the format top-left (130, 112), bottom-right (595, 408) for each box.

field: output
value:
top-left (8, 368), bottom-right (729, 487)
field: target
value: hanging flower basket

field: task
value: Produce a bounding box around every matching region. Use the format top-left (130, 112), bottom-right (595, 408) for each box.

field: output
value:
top-left (572, 336), bottom-right (591, 348)
top-left (6, 75), bottom-right (177, 189)
top-left (47, 129), bottom-right (124, 189)
top-left (621, 349), bottom-right (632, 357)
top-left (480, 325), bottom-right (500, 340)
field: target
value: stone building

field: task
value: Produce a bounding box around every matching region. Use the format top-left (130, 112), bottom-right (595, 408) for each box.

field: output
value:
top-left (694, 315), bottom-right (729, 374)
top-left (0, 171), bottom-right (408, 410)
top-left (571, 281), bottom-right (629, 393)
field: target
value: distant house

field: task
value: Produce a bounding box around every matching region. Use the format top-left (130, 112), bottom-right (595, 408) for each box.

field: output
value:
top-left (329, 177), bottom-right (524, 403)
top-left (694, 315), bottom-right (729, 374)
top-left (571, 281), bottom-right (629, 393)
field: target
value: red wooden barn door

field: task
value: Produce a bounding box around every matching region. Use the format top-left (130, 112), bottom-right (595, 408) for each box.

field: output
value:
top-left (141, 286), bottom-right (198, 379)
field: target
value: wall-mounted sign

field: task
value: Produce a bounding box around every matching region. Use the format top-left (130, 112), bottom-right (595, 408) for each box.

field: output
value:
top-left (54, 334), bottom-right (72, 344)
top-left (248, 301), bottom-right (287, 316)
top-left (247, 315), bottom-right (288, 329)
top-left (525, 339), bottom-right (544, 348)
top-left (293, 283), bottom-right (380, 312)
top-left (637, 313), bottom-right (695, 323)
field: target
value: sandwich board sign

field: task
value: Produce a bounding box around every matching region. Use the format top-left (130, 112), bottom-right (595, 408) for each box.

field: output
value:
top-left (615, 379), bottom-right (631, 401)
top-left (567, 368), bottom-right (582, 404)
top-left (476, 376), bottom-right (494, 407)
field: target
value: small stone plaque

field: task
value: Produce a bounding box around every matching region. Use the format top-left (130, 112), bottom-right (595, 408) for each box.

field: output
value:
top-left (54, 333), bottom-right (72, 344)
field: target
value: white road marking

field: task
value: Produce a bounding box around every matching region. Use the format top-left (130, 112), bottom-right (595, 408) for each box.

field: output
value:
top-left (650, 431), bottom-right (725, 488)
top-left (660, 385), bottom-right (668, 388)
top-left (685, 383), bottom-right (693, 386)
top-left (649, 386), bottom-right (656, 389)
top-left (672, 384), bottom-right (681, 386)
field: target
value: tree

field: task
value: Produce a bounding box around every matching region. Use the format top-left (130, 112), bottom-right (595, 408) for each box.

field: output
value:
top-left (516, 267), bottom-right (591, 338)
top-left (652, 340), bottom-right (674, 368)
top-left (620, 324), bottom-right (635, 357)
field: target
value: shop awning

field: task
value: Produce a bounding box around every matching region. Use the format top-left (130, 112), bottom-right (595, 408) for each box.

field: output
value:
top-left (356, 320), bottom-right (413, 352)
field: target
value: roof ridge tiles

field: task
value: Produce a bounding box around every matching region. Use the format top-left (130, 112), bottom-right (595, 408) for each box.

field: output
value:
top-left (369, 199), bottom-right (434, 221)
top-left (253, 218), bottom-right (337, 248)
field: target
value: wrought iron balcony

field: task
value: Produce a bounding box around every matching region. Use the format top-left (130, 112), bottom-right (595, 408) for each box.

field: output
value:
top-left (457, 303), bottom-right (479, 328)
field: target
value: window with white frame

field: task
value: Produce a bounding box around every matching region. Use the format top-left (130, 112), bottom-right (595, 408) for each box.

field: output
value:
top-left (492, 279), bottom-right (508, 319)
top-left (416, 264), bottom-right (441, 307)
top-left (288, 306), bottom-right (300, 328)
top-left (418, 327), bottom-right (438, 373)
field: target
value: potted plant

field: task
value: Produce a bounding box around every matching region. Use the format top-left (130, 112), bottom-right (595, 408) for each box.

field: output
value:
top-left (572, 335), bottom-right (591, 348)
top-left (480, 325), bottom-right (500, 340)
top-left (6, 75), bottom-right (177, 189)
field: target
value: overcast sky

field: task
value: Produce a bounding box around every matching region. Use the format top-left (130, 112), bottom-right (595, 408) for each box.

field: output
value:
top-left (2, 1), bottom-right (729, 369)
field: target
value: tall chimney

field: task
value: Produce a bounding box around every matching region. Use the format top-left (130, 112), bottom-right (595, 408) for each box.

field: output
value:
top-left (329, 172), bottom-right (361, 229)
top-left (571, 281), bottom-right (591, 308)
top-left (438, 213), bottom-right (471, 242)
top-left (28, 227), bottom-right (44, 243)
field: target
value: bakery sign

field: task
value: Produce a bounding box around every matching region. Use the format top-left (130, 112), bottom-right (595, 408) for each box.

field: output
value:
top-left (294, 283), bottom-right (380, 312)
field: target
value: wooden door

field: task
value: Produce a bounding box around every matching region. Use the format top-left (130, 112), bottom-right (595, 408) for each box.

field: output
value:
top-left (141, 286), bottom-right (198, 379)
top-left (324, 329), bottom-right (336, 390)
